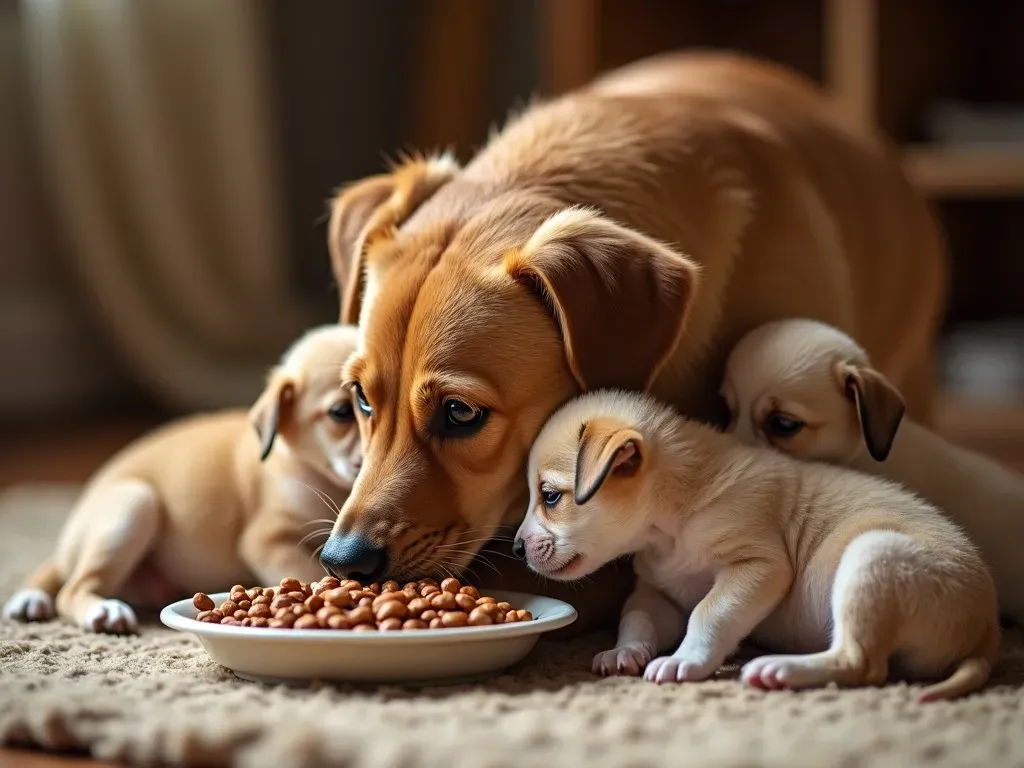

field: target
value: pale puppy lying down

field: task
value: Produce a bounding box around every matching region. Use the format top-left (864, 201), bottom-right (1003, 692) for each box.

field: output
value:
top-left (515, 390), bottom-right (998, 702)
top-left (2, 325), bottom-right (362, 634)
top-left (722, 318), bottom-right (1024, 625)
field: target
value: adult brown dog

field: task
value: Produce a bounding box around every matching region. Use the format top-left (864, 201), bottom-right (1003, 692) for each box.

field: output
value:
top-left (319, 52), bottom-right (947, 630)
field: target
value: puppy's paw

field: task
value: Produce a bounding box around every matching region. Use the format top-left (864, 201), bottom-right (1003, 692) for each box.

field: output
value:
top-left (2, 589), bottom-right (55, 622)
top-left (643, 654), bottom-right (718, 684)
top-left (741, 653), bottom-right (846, 691)
top-left (592, 642), bottom-right (653, 676)
top-left (83, 599), bottom-right (138, 634)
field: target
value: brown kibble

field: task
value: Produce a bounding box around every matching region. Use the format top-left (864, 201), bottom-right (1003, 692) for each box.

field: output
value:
top-left (357, 597), bottom-right (372, 607)
top-left (459, 586), bottom-right (480, 600)
top-left (316, 605), bottom-right (341, 623)
top-left (347, 605), bottom-right (374, 625)
top-left (230, 584), bottom-right (246, 597)
top-left (241, 617), bottom-right (252, 626)
top-left (220, 617), bottom-right (241, 626)
top-left (404, 582), bottom-right (419, 592)
top-left (246, 588), bottom-right (261, 601)
top-left (429, 617), bottom-right (442, 629)
top-left (294, 614), bottom-right (320, 630)
top-left (406, 598), bottom-right (431, 617)
top-left (368, 583), bottom-right (381, 595)
top-left (441, 611), bottom-right (469, 628)
top-left (351, 589), bottom-right (375, 602)
top-left (352, 623), bottom-right (378, 632)
top-left (420, 609), bottom-right (438, 622)
top-left (468, 607), bottom-right (494, 626)
top-left (420, 585), bottom-right (441, 598)
top-left (193, 593), bottom-right (215, 612)
top-left (496, 601), bottom-right (513, 613)
top-left (322, 588), bottom-right (353, 608)
top-left (280, 577), bottom-right (301, 593)
top-left (315, 576), bottom-right (340, 595)
top-left (339, 579), bottom-right (362, 593)
top-left (268, 618), bottom-right (290, 628)
top-left (219, 600), bottom-right (239, 615)
top-left (252, 595), bottom-right (271, 607)
top-left (211, 609), bottom-right (224, 620)
top-left (518, 610), bottom-right (533, 622)
top-left (381, 580), bottom-right (400, 593)
top-left (263, 588), bottom-right (275, 600)
top-left (274, 611), bottom-right (295, 627)
top-left (430, 592), bottom-right (457, 611)
top-left (504, 611), bottom-right (520, 623)
top-left (420, 578), bottom-right (438, 587)
top-left (402, 619), bottom-right (428, 630)
top-left (476, 596), bottom-right (496, 605)
top-left (326, 614), bottom-right (351, 630)
top-left (474, 602), bottom-right (500, 619)
top-left (270, 597), bottom-right (294, 613)
top-left (375, 600), bottom-right (408, 621)
top-left (196, 610), bottom-right (217, 623)
top-left (454, 593), bottom-right (477, 611)
top-left (287, 591), bottom-right (306, 602)
top-left (440, 578), bottom-right (461, 594)
top-left (250, 617), bottom-right (269, 628)
top-left (233, 609), bottom-right (248, 621)
top-left (301, 582), bottom-right (313, 597)
top-left (248, 604), bottom-right (272, 619)
top-left (495, 611), bottom-right (506, 624)
top-left (237, 599), bottom-right (252, 610)
top-left (378, 617), bottom-right (403, 631)
top-left (304, 595), bottom-right (324, 613)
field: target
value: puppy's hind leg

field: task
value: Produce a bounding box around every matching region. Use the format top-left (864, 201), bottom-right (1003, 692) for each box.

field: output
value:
top-left (743, 531), bottom-right (909, 691)
top-left (2, 559), bottom-right (63, 622)
top-left (55, 480), bottom-right (161, 634)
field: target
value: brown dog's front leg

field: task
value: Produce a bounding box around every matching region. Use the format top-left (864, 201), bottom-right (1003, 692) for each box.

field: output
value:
top-left (471, 539), bottom-right (634, 636)
top-left (240, 510), bottom-right (326, 587)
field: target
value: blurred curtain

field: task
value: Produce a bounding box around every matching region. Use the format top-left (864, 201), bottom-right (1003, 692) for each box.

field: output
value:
top-left (21, 0), bottom-right (313, 411)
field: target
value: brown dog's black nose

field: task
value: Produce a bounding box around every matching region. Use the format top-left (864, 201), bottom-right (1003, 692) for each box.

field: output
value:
top-left (320, 534), bottom-right (388, 582)
top-left (512, 538), bottom-right (526, 559)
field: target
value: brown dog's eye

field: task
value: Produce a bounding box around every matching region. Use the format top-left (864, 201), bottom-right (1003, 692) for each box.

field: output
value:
top-left (765, 412), bottom-right (803, 439)
top-left (328, 402), bottom-right (355, 423)
top-left (438, 398), bottom-right (488, 437)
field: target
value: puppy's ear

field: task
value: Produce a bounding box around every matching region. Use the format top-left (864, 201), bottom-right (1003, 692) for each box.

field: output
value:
top-left (506, 208), bottom-right (699, 392)
top-left (836, 363), bottom-right (905, 461)
top-left (248, 374), bottom-right (296, 461)
top-left (327, 153), bottom-right (460, 324)
top-left (574, 419), bottom-right (645, 505)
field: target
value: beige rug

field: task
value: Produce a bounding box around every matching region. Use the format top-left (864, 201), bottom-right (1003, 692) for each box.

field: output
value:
top-left (2, 485), bottom-right (1024, 767)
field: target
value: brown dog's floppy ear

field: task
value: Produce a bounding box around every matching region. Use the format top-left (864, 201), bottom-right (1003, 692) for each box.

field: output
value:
top-left (506, 208), bottom-right (699, 392)
top-left (327, 152), bottom-right (460, 324)
top-left (248, 374), bottom-right (296, 461)
top-left (574, 420), bottom-right (645, 505)
top-left (836, 363), bottom-right (906, 462)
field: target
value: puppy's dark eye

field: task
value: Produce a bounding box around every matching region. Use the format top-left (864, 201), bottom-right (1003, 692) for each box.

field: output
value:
top-left (354, 384), bottom-right (372, 417)
top-left (328, 401), bottom-right (354, 423)
top-left (440, 399), bottom-right (488, 436)
top-left (765, 412), bottom-right (804, 439)
top-left (541, 488), bottom-right (562, 507)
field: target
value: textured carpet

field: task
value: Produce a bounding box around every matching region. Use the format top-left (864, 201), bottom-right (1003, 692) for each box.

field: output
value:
top-left (2, 485), bottom-right (1024, 768)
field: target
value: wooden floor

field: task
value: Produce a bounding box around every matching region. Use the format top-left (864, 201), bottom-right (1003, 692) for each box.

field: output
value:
top-left (2, 399), bottom-right (1023, 766)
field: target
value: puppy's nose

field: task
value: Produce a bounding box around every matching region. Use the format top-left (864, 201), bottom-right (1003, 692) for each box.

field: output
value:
top-left (320, 534), bottom-right (388, 582)
top-left (512, 538), bottom-right (526, 559)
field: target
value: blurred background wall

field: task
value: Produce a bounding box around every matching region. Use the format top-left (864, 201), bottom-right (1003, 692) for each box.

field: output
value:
top-left (1, 0), bottom-right (1022, 431)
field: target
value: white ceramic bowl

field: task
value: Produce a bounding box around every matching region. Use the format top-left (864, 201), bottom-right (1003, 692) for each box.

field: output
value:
top-left (161, 590), bottom-right (576, 684)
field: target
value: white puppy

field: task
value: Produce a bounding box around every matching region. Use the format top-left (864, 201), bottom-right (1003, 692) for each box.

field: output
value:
top-left (722, 318), bottom-right (1024, 624)
top-left (516, 390), bottom-right (998, 701)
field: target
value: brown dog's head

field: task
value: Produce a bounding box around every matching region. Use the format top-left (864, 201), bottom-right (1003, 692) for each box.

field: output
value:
top-left (721, 319), bottom-right (906, 464)
top-left (318, 154), bottom-right (698, 582)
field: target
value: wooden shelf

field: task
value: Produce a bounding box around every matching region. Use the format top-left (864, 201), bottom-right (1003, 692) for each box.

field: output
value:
top-left (903, 146), bottom-right (1024, 197)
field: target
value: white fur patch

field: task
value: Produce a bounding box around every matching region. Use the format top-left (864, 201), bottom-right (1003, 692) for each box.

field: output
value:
top-left (2, 588), bottom-right (55, 622)
top-left (83, 599), bottom-right (138, 634)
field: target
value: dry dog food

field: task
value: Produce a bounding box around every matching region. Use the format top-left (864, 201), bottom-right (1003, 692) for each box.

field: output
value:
top-left (192, 577), bottom-right (533, 631)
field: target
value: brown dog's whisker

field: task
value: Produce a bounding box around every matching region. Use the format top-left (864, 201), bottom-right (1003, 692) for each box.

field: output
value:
top-left (294, 481), bottom-right (343, 518)
top-left (297, 528), bottom-right (333, 549)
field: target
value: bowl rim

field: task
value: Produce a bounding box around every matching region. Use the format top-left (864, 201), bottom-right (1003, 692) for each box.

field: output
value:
top-left (160, 589), bottom-right (576, 643)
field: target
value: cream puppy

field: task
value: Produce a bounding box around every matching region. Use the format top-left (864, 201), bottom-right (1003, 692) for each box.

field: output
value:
top-left (515, 390), bottom-right (998, 702)
top-left (3, 325), bottom-right (361, 633)
top-left (722, 318), bottom-right (1024, 624)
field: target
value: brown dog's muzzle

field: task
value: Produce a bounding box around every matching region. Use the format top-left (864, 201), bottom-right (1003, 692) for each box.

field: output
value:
top-left (319, 533), bottom-right (388, 583)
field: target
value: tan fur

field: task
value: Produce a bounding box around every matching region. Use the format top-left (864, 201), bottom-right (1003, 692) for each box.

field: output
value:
top-left (519, 390), bottom-right (998, 702)
top-left (2, 326), bottom-right (362, 633)
top-left (723, 318), bottom-right (1024, 625)
top-left (322, 52), bottom-right (946, 629)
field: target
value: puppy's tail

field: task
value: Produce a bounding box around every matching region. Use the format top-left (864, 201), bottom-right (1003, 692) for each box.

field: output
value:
top-left (917, 656), bottom-right (991, 703)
